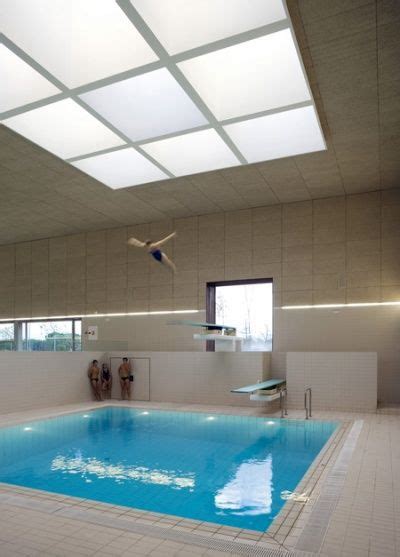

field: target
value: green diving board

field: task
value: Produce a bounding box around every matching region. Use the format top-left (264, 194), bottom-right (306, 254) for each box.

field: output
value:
top-left (231, 379), bottom-right (286, 394)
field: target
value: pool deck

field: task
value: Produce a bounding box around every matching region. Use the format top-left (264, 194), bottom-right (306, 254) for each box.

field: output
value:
top-left (0, 401), bottom-right (399, 557)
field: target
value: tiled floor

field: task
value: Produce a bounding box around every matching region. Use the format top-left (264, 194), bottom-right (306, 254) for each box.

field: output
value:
top-left (0, 401), bottom-right (399, 557)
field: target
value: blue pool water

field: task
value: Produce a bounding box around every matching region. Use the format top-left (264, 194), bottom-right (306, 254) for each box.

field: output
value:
top-left (0, 408), bottom-right (337, 531)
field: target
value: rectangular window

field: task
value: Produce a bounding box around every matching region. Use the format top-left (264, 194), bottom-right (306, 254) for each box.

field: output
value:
top-left (207, 279), bottom-right (273, 351)
top-left (0, 322), bottom-right (15, 351)
top-left (21, 319), bottom-right (82, 352)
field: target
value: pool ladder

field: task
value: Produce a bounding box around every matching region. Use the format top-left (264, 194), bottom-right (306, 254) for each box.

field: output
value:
top-left (304, 388), bottom-right (312, 419)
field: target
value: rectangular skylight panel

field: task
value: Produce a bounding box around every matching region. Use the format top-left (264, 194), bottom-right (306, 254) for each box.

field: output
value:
top-left (223, 106), bottom-right (326, 163)
top-left (0, 45), bottom-right (60, 113)
top-left (141, 129), bottom-right (240, 176)
top-left (178, 29), bottom-right (311, 121)
top-left (2, 99), bottom-right (125, 160)
top-left (72, 148), bottom-right (168, 189)
top-left (132, 0), bottom-right (287, 54)
top-left (0, 0), bottom-right (158, 88)
top-left (80, 68), bottom-right (208, 142)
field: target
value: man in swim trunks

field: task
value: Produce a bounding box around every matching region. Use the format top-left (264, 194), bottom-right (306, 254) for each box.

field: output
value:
top-left (127, 232), bottom-right (177, 272)
top-left (88, 360), bottom-right (102, 401)
top-left (101, 363), bottom-right (112, 399)
top-left (118, 357), bottom-right (132, 400)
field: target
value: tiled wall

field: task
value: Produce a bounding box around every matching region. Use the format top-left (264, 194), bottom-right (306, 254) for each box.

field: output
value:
top-left (0, 189), bottom-right (399, 402)
top-left (0, 351), bottom-right (103, 414)
top-left (286, 352), bottom-right (377, 412)
top-left (1, 189), bottom-right (398, 318)
top-left (108, 351), bottom-right (268, 406)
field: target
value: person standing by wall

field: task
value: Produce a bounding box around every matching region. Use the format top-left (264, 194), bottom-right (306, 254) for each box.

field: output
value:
top-left (88, 360), bottom-right (102, 401)
top-left (118, 357), bottom-right (132, 400)
top-left (101, 363), bottom-right (112, 399)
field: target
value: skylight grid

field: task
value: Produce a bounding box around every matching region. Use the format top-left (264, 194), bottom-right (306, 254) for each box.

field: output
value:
top-left (0, 0), bottom-right (326, 190)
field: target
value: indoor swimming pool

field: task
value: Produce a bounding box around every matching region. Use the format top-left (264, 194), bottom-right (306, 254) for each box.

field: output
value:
top-left (0, 407), bottom-right (337, 531)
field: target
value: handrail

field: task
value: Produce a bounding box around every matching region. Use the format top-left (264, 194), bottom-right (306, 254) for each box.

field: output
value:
top-left (280, 387), bottom-right (288, 418)
top-left (305, 388), bottom-right (312, 419)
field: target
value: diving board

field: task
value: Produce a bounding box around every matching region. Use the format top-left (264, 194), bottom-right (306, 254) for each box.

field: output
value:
top-left (231, 379), bottom-right (286, 394)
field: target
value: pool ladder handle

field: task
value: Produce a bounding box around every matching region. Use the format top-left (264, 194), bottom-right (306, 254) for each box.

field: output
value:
top-left (305, 387), bottom-right (312, 420)
top-left (280, 387), bottom-right (288, 418)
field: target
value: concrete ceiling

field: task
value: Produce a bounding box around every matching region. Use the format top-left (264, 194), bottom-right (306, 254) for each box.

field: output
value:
top-left (0, 0), bottom-right (399, 245)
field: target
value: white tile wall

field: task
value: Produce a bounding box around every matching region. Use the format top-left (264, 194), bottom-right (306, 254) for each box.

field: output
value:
top-left (286, 351), bottom-right (377, 412)
top-left (108, 351), bottom-right (269, 406)
top-left (0, 352), bottom-right (104, 414)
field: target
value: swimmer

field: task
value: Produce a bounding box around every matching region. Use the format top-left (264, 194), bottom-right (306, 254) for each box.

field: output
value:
top-left (127, 232), bottom-right (177, 273)
top-left (88, 359), bottom-right (102, 401)
top-left (101, 363), bottom-right (112, 398)
top-left (118, 357), bottom-right (132, 400)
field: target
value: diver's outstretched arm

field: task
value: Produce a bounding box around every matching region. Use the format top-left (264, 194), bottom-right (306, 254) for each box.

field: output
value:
top-left (127, 236), bottom-right (146, 248)
top-left (152, 231), bottom-right (176, 248)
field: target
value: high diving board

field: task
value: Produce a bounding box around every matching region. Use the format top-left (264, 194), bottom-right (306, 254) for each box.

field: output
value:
top-left (231, 379), bottom-right (286, 394)
top-left (170, 320), bottom-right (237, 333)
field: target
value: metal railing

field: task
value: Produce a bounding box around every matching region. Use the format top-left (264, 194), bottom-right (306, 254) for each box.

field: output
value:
top-left (304, 387), bottom-right (312, 419)
top-left (280, 387), bottom-right (288, 418)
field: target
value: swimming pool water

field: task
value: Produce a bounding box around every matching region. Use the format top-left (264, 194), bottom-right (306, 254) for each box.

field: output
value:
top-left (0, 408), bottom-right (337, 531)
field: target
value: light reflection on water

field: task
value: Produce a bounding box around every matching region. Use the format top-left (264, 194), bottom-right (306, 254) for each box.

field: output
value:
top-left (215, 456), bottom-right (272, 516)
top-left (51, 454), bottom-right (195, 490)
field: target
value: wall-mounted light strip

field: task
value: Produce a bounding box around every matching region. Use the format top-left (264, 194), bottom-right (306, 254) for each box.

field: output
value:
top-left (0, 309), bottom-right (200, 323)
top-left (281, 301), bottom-right (400, 310)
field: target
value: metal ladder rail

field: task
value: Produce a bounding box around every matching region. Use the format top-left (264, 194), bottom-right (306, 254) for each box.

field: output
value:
top-left (304, 387), bottom-right (312, 419)
top-left (280, 387), bottom-right (288, 418)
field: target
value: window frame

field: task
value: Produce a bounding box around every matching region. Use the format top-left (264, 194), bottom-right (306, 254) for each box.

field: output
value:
top-left (17, 317), bottom-right (82, 352)
top-left (0, 321), bottom-right (17, 351)
top-left (206, 278), bottom-right (273, 352)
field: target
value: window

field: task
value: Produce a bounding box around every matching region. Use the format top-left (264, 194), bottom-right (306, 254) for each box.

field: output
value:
top-left (207, 279), bottom-right (273, 351)
top-left (21, 319), bottom-right (82, 351)
top-left (0, 322), bottom-right (15, 351)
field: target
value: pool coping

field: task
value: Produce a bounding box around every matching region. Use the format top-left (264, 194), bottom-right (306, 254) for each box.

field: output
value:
top-left (0, 401), bottom-right (355, 554)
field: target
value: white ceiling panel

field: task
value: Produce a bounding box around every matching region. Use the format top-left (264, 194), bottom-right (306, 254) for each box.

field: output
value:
top-left (224, 106), bottom-right (326, 163)
top-left (72, 148), bottom-right (168, 189)
top-left (132, 0), bottom-right (286, 54)
top-left (0, 0), bottom-right (158, 88)
top-left (3, 99), bottom-right (125, 159)
top-left (178, 29), bottom-right (311, 121)
top-left (142, 129), bottom-right (240, 176)
top-left (0, 45), bottom-right (60, 113)
top-left (80, 68), bottom-right (208, 142)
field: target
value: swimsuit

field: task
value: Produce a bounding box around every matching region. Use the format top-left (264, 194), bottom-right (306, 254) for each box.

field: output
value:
top-left (151, 249), bottom-right (162, 262)
top-left (102, 370), bottom-right (111, 381)
top-left (91, 377), bottom-right (99, 382)
top-left (121, 376), bottom-right (129, 381)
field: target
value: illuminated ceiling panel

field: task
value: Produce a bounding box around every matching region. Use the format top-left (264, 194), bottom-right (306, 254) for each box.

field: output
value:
top-left (3, 99), bottom-right (125, 159)
top-left (0, 45), bottom-right (60, 112)
top-left (0, 1), bottom-right (325, 190)
top-left (72, 148), bottom-right (168, 189)
top-left (0, 0), bottom-right (158, 88)
top-left (132, 0), bottom-right (286, 54)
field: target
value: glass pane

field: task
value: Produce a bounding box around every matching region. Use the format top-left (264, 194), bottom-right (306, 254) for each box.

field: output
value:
top-left (74, 320), bottom-right (82, 352)
top-left (22, 320), bottom-right (74, 352)
top-left (215, 283), bottom-right (273, 351)
top-left (0, 323), bottom-right (15, 351)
